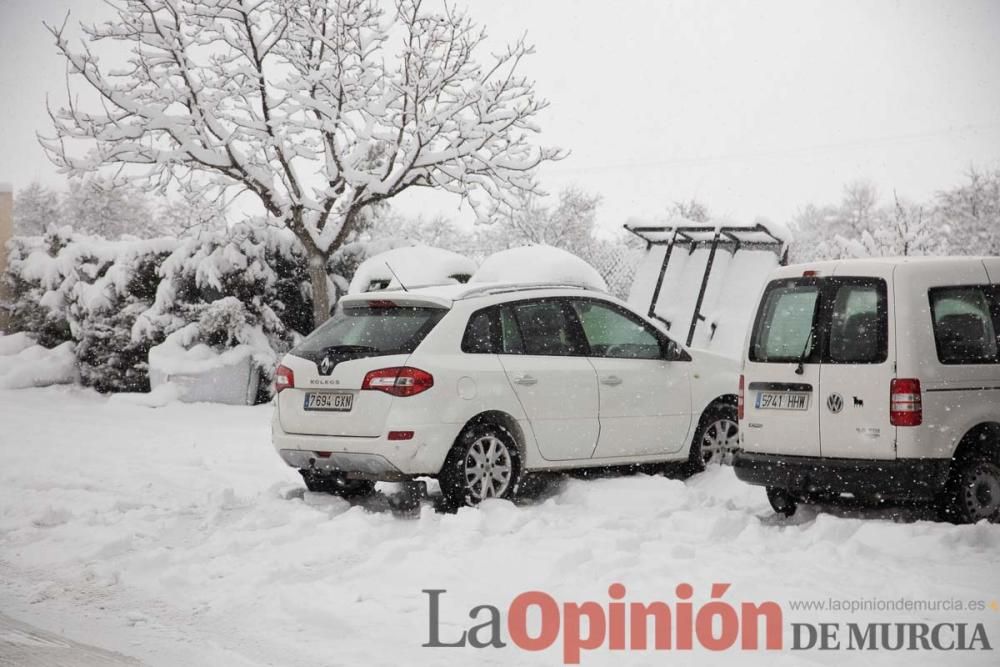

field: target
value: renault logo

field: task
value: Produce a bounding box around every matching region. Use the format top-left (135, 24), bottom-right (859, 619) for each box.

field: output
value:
top-left (319, 356), bottom-right (333, 375)
top-left (827, 393), bottom-right (844, 414)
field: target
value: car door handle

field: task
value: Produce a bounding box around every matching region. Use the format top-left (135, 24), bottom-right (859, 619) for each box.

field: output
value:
top-left (513, 374), bottom-right (538, 386)
top-left (600, 375), bottom-right (623, 386)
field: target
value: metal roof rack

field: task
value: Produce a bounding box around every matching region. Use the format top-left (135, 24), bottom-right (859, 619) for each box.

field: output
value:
top-left (624, 222), bottom-right (788, 346)
top-left (455, 281), bottom-right (603, 300)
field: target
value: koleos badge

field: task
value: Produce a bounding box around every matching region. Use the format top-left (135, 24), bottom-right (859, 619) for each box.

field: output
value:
top-left (827, 392), bottom-right (844, 414)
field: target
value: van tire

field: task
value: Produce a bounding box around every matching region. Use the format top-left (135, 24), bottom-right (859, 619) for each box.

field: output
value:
top-left (937, 458), bottom-right (1000, 524)
top-left (439, 423), bottom-right (521, 508)
top-left (686, 404), bottom-right (739, 474)
top-left (766, 487), bottom-right (799, 517)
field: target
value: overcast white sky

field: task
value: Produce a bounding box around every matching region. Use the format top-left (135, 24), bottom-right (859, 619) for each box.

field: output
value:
top-left (1, 0), bottom-right (999, 232)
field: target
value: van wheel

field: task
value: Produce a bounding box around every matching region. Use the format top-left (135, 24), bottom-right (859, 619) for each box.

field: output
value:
top-left (439, 424), bottom-right (520, 507)
top-left (938, 459), bottom-right (1000, 524)
top-left (766, 487), bottom-right (799, 517)
top-left (687, 405), bottom-right (739, 473)
top-left (300, 470), bottom-right (375, 498)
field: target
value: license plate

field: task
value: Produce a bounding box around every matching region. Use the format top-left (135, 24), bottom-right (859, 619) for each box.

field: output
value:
top-left (303, 391), bottom-right (354, 412)
top-left (755, 391), bottom-right (810, 410)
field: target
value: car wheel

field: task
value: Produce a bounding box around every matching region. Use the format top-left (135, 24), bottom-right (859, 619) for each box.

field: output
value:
top-left (440, 424), bottom-right (520, 507)
top-left (938, 458), bottom-right (1000, 524)
top-left (766, 487), bottom-right (799, 517)
top-left (687, 406), bottom-right (739, 473)
top-left (300, 470), bottom-right (376, 498)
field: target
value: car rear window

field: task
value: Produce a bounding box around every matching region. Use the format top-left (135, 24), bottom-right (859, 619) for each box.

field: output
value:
top-left (929, 286), bottom-right (1000, 364)
top-left (750, 282), bottom-right (820, 363)
top-left (294, 305), bottom-right (446, 361)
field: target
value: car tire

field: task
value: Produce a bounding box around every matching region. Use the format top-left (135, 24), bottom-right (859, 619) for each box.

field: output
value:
top-left (686, 405), bottom-right (739, 474)
top-left (766, 486), bottom-right (799, 517)
top-left (300, 470), bottom-right (376, 498)
top-left (937, 458), bottom-right (1000, 524)
top-left (439, 423), bottom-right (521, 507)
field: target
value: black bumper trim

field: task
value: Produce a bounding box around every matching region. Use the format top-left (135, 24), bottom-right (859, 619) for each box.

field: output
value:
top-left (733, 451), bottom-right (951, 500)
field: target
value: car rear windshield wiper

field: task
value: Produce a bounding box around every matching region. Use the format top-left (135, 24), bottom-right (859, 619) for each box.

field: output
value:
top-left (794, 330), bottom-right (814, 376)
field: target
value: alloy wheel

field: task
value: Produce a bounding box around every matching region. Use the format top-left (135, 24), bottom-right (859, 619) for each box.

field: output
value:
top-left (701, 418), bottom-right (739, 465)
top-left (464, 435), bottom-right (513, 501)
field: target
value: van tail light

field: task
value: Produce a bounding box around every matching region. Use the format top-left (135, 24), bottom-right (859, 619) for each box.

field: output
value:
top-left (738, 374), bottom-right (745, 420)
top-left (890, 378), bottom-right (922, 426)
top-left (362, 367), bottom-right (434, 397)
top-left (275, 364), bottom-right (295, 393)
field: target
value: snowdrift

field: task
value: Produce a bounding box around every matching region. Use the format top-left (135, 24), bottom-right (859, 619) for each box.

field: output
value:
top-left (0, 334), bottom-right (77, 389)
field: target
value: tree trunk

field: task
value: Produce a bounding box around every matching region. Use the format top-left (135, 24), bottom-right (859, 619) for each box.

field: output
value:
top-left (308, 249), bottom-right (332, 330)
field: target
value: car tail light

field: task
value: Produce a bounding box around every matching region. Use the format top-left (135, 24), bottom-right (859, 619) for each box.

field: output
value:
top-left (387, 431), bottom-right (415, 441)
top-left (890, 378), bottom-right (922, 426)
top-left (275, 364), bottom-right (294, 393)
top-left (738, 374), bottom-right (745, 420)
top-left (362, 367), bottom-right (434, 397)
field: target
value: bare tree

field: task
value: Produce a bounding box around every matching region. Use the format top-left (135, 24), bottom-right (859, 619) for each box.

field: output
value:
top-left (42, 0), bottom-right (560, 326)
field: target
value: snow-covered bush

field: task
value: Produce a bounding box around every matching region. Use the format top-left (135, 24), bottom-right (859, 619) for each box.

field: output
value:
top-left (3, 227), bottom-right (178, 392)
top-left (132, 223), bottom-right (307, 400)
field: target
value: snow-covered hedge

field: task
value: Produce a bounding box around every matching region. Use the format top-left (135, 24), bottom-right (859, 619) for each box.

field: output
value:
top-left (3, 223), bottom-right (474, 398)
top-left (3, 224), bottom-right (310, 398)
top-left (4, 228), bottom-right (177, 392)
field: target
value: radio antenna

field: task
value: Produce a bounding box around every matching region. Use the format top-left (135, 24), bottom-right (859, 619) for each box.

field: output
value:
top-left (385, 262), bottom-right (409, 292)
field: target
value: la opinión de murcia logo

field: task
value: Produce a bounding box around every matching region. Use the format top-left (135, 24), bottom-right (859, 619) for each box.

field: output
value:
top-left (423, 584), bottom-right (994, 663)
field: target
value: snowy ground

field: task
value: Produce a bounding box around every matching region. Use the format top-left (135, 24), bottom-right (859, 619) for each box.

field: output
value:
top-left (1, 387), bottom-right (998, 666)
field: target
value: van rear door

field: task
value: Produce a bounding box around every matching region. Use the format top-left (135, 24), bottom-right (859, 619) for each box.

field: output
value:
top-left (818, 276), bottom-right (895, 459)
top-left (743, 278), bottom-right (822, 456)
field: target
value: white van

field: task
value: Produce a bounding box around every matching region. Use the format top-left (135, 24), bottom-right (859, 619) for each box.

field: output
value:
top-left (733, 257), bottom-right (1000, 523)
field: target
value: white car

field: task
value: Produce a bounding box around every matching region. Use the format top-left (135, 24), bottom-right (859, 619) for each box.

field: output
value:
top-left (734, 257), bottom-right (1000, 523)
top-left (272, 283), bottom-right (739, 505)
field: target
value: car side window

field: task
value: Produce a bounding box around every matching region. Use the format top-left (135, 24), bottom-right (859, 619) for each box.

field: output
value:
top-left (499, 306), bottom-right (525, 354)
top-left (929, 286), bottom-right (1000, 364)
top-left (461, 307), bottom-right (497, 354)
top-left (571, 300), bottom-right (663, 360)
top-left (828, 282), bottom-right (887, 364)
top-left (508, 300), bottom-right (584, 356)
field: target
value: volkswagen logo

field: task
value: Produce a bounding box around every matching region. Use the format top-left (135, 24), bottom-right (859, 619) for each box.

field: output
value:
top-left (319, 356), bottom-right (333, 375)
top-left (827, 392), bottom-right (844, 414)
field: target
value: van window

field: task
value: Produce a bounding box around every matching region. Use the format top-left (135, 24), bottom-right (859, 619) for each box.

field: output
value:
top-left (929, 287), bottom-right (1000, 364)
top-left (828, 283), bottom-right (887, 364)
top-left (750, 283), bottom-right (820, 363)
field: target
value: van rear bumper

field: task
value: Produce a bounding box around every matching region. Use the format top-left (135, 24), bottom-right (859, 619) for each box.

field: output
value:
top-left (733, 451), bottom-right (951, 500)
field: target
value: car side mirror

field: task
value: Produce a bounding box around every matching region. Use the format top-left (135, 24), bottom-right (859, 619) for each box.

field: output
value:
top-left (661, 337), bottom-right (691, 362)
